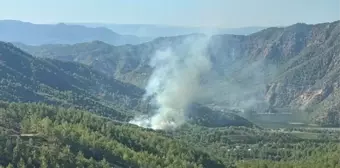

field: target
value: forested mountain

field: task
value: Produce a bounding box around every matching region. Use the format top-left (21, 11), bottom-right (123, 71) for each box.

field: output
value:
top-left (0, 41), bottom-right (147, 121)
top-left (0, 41), bottom-right (253, 128)
top-left (0, 20), bottom-right (152, 46)
top-left (0, 24), bottom-right (340, 168)
top-left (0, 40), bottom-right (282, 167)
top-left (1, 1), bottom-right (340, 167)
top-left (17, 20), bottom-right (340, 126)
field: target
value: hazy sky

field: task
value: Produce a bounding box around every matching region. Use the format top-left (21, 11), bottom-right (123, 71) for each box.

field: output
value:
top-left (1, 0), bottom-right (339, 28)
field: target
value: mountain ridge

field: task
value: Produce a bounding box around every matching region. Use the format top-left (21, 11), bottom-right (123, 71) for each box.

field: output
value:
top-left (0, 41), bottom-right (145, 120)
top-left (16, 20), bottom-right (340, 126)
top-left (0, 20), bottom-right (152, 46)
top-left (69, 22), bottom-right (266, 37)
top-left (0, 41), bottom-right (253, 128)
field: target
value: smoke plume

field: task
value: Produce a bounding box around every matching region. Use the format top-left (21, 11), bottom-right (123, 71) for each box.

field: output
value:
top-left (130, 36), bottom-right (211, 130)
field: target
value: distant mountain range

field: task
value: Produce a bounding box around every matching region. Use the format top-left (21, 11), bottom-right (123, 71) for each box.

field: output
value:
top-left (0, 20), bottom-right (153, 46)
top-left (71, 23), bottom-right (266, 37)
top-left (0, 20), bottom-right (265, 46)
top-left (16, 20), bottom-right (340, 126)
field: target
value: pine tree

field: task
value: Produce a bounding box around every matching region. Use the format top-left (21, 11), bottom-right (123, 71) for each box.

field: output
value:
top-left (18, 158), bottom-right (26, 168)
top-left (6, 164), bottom-right (13, 168)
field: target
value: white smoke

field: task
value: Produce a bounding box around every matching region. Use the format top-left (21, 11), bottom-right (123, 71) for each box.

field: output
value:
top-left (129, 36), bottom-right (211, 130)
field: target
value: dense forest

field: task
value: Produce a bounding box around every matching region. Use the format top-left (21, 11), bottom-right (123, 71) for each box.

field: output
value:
top-left (0, 102), bottom-right (339, 168)
top-left (0, 101), bottom-right (225, 168)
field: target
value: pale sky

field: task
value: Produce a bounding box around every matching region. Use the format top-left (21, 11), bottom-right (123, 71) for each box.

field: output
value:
top-left (0, 0), bottom-right (339, 28)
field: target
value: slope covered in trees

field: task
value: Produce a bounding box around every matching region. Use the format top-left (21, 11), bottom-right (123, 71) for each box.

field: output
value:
top-left (0, 102), bottom-right (339, 168)
top-left (16, 20), bottom-right (340, 126)
top-left (0, 42), bottom-right (339, 167)
top-left (0, 41), bottom-right (146, 121)
top-left (0, 41), bottom-right (254, 128)
top-left (0, 102), bottom-right (226, 168)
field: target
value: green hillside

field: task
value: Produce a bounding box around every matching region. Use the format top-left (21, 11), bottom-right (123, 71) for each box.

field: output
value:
top-left (1, 20), bottom-right (340, 168)
top-left (0, 102), bottom-right (339, 168)
top-left (0, 102), bottom-right (225, 168)
top-left (16, 21), bottom-right (340, 126)
top-left (0, 41), bottom-right (145, 121)
top-left (0, 41), bottom-right (253, 128)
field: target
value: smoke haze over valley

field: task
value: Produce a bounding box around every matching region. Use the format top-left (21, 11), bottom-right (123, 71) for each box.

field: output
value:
top-left (130, 35), bottom-right (212, 129)
top-left (15, 20), bottom-right (340, 127)
top-left (0, 1), bottom-right (340, 167)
